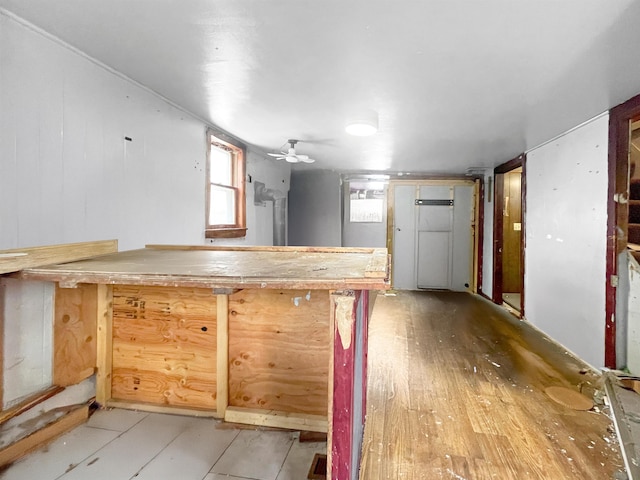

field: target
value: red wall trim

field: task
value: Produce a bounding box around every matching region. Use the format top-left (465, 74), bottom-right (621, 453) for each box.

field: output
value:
top-left (330, 290), bottom-right (369, 480)
top-left (492, 172), bottom-right (505, 304)
top-left (606, 114), bottom-right (620, 369)
top-left (361, 291), bottom-right (369, 425)
top-left (520, 157), bottom-right (527, 318)
top-left (330, 293), bottom-right (355, 480)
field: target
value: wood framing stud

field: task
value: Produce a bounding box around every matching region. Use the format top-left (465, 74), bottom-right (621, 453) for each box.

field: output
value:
top-left (217, 294), bottom-right (229, 418)
top-left (224, 406), bottom-right (327, 433)
top-left (95, 284), bottom-right (113, 405)
top-left (106, 399), bottom-right (217, 418)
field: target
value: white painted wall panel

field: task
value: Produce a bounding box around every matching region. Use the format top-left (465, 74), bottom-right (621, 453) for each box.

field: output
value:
top-left (1, 278), bottom-right (53, 408)
top-left (0, 13), bottom-right (288, 251)
top-left (288, 170), bottom-right (342, 247)
top-left (525, 114), bottom-right (609, 368)
top-left (452, 185), bottom-right (473, 291)
top-left (628, 252), bottom-right (640, 375)
top-left (481, 169), bottom-right (494, 298)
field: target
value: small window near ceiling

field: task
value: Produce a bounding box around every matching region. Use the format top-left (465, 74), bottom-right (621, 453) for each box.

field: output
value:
top-left (349, 181), bottom-right (386, 223)
top-left (205, 129), bottom-right (246, 238)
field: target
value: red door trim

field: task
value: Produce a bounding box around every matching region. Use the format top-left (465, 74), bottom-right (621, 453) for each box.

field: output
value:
top-left (477, 178), bottom-right (485, 296)
top-left (606, 92), bottom-right (640, 368)
top-left (492, 154), bottom-right (526, 315)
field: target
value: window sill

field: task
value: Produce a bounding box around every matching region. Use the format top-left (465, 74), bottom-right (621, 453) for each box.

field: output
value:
top-left (205, 228), bottom-right (247, 239)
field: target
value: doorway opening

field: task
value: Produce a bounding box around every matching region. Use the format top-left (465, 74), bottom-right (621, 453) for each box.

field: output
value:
top-left (608, 93), bottom-right (640, 369)
top-left (493, 155), bottom-right (525, 315)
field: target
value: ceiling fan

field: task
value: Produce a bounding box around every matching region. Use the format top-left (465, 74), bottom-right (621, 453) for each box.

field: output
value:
top-left (268, 139), bottom-right (315, 163)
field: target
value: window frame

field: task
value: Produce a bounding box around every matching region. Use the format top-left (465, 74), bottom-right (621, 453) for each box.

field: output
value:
top-left (205, 128), bottom-right (247, 239)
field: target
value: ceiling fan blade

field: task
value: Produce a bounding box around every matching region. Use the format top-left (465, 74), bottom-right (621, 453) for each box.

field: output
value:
top-left (295, 154), bottom-right (309, 160)
top-left (285, 156), bottom-right (299, 163)
top-left (299, 158), bottom-right (315, 163)
top-left (268, 153), bottom-right (285, 158)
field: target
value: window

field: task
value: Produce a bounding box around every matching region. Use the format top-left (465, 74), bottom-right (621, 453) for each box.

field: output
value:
top-left (205, 129), bottom-right (246, 238)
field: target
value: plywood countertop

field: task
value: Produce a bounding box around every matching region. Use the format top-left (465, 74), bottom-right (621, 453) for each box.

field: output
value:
top-left (18, 245), bottom-right (390, 290)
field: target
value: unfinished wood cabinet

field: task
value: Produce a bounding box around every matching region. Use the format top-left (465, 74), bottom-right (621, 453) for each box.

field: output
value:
top-left (0, 240), bottom-right (118, 468)
top-left (111, 285), bottom-right (217, 410)
top-left (17, 244), bottom-right (389, 480)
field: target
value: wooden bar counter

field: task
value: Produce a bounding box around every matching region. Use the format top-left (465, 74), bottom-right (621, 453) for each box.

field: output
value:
top-left (15, 243), bottom-right (390, 479)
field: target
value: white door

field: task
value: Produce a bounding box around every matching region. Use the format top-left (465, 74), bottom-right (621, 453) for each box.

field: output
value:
top-left (417, 186), bottom-right (453, 289)
top-left (392, 183), bottom-right (474, 291)
top-left (392, 185), bottom-right (417, 289)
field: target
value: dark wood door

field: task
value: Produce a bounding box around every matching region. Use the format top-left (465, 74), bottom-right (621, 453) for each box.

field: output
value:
top-left (502, 170), bottom-right (522, 293)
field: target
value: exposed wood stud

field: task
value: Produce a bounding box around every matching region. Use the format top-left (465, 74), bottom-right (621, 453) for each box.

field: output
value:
top-left (105, 399), bottom-right (217, 417)
top-left (217, 294), bottom-right (229, 418)
top-left (95, 284), bottom-right (113, 405)
top-left (224, 406), bottom-right (327, 433)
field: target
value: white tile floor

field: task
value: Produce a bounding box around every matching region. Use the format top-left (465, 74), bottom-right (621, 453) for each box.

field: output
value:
top-left (0, 409), bottom-right (326, 480)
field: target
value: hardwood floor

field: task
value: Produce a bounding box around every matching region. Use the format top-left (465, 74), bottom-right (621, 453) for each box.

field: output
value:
top-left (359, 291), bottom-right (624, 479)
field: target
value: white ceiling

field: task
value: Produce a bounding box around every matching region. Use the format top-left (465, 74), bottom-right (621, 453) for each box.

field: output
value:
top-left (3, 0), bottom-right (640, 174)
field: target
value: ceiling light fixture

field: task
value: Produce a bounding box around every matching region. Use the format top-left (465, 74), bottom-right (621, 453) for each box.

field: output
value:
top-left (345, 109), bottom-right (378, 136)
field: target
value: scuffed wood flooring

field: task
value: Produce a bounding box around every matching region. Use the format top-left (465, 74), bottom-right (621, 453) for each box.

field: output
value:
top-left (360, 291), bottom-right (624, 479)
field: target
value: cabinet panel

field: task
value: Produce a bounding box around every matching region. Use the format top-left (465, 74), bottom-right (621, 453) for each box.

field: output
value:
top-left (54, 283), bottom-right (97, 386)
top-left (111, 285), bottom-right (217, 409)
top-left (228, 289), bottom-right (330, 415)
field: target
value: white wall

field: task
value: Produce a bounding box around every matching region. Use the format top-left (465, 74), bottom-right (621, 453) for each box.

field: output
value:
top-left (288, 170), bottom-right (342, 247)
top-left (1, 278), bottom-right (53, 408)
top-left (480, 169), bottom-right (494, 299)
top-left (525, 114), bottom-right (609, 368)
top-left (0, 12), bottom-right (288, 251)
